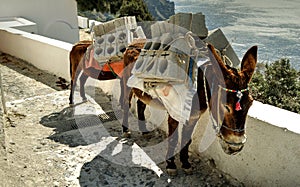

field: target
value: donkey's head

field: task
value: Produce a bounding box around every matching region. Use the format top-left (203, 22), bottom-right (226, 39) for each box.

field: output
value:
top-left (207, 44), bottom-right (257, 155)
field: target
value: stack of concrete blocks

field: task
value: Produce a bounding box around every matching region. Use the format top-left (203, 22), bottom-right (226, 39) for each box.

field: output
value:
top-left (132, 12), bottom-right (240, 84)
top-left (204, 28), bottom-right (240, 67)
top-left (167, 13), bottom-right (240, 67)
top-left (93, 16), bottom-right (140, 63)
top-left (132, 21), bottom-right (203, 83)
top-left (168, 12), bottom-right (208, 39)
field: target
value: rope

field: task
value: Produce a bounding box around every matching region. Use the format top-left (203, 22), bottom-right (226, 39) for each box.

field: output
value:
top-left (214, 44), bottom-right (233, 67)
top-left (203, 65), bottom-right (220, 134)
top-left (0, 70), bottom-right (7, 115)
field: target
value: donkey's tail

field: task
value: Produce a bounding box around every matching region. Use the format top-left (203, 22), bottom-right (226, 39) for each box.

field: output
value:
top-left (69, 40), bottom-right (93, 78)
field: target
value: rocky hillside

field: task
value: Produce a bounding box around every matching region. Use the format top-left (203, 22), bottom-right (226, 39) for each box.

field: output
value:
top-left (144, 0), bottom-right (175, 20)
top-left (77, 0), bottom-right (175, 21)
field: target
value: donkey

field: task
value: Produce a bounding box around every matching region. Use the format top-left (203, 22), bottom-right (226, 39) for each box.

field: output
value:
top-left (68, 40), bottom-right (147, 138)
top-left (69, 40), bottom-right (123, 105)
top-left (124, 42), bottom-right (257, 175)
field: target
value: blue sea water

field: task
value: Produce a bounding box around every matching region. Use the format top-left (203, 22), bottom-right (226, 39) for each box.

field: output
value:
top-left (173, 0), bottom-right (300, 69)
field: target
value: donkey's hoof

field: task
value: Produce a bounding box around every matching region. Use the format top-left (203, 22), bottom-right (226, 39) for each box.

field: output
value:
top-left (183, 167), bottom-right (193, 175)
top-left (122, 131), bottom-right (131, 138)
top-left (166, 168), bottom-right (178, 176)
top-left (142, 132), bottom-right (151, 139)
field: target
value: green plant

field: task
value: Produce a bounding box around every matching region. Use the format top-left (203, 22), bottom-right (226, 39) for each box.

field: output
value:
top-left (119, 0), bottom-right (154, 21)
top-left (250, 59), bottom-right (300, 113)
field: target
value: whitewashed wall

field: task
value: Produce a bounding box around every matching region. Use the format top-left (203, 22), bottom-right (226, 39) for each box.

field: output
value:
top-left (0, 0), bottom-right (79, 43)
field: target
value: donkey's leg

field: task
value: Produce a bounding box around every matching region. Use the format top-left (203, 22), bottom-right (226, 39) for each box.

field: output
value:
top-left (180, 124), bottom-right (195, 174)
top-left (69, 79), bottom-right (75, 105)
top-left (179, 109), bottom-right (201, 174)
top-left (69, 69), bottom-right (82, 105)
top-left (121, 83), bottom-right (133, 137)
top-left (79, 73), bottom-right (88, 102)
top-left (137, 99), bottom-right (148, 135)
top-left (166, 115), bottom-right (179, 176)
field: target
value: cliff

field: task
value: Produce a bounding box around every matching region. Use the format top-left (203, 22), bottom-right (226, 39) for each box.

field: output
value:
top-left (144, 0), bottom-right (175, 20)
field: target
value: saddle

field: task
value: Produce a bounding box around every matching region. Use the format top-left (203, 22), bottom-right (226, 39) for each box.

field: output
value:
top-left (83, 45), bottom-right (124, 78)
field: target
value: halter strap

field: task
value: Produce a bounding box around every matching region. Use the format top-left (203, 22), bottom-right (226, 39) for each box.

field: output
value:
top-left (219, 86), bottom-right (249, 111)
top-left (220, 87), bottom-right (249, 93)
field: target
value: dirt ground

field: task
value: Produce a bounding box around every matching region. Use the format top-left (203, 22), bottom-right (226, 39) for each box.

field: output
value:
top-left (0, 30), bottom-right (243, 187)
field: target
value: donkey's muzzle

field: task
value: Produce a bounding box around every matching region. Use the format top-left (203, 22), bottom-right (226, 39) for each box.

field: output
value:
top-left (219, 134), bottom-right (247, 155)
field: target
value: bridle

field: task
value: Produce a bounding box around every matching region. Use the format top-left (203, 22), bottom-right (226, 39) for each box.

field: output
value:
top-left (202, 64), bottom-right (248, 145)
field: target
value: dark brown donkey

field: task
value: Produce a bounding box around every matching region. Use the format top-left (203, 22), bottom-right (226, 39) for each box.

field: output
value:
top-left (124, 43), bottom-right (257, 175)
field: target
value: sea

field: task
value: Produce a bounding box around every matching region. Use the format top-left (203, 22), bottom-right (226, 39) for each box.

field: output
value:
top-left (173, 0), bottom-right (300, 69)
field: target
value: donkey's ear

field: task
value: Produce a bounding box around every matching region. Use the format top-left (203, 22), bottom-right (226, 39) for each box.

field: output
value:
top-left (207, 43), bottom-right (230, 77)
top-left (241, 46), bottom-right (257, 83)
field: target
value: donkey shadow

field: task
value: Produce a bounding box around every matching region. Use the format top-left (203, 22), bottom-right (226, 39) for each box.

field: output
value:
top-left (78, 137), bottom-right (172, 187)
top-left (39, 99), bottom-right (123, 147)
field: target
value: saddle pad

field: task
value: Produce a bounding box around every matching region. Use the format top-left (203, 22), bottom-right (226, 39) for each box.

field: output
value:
top-left (84, 46), bottom-right (124, 78)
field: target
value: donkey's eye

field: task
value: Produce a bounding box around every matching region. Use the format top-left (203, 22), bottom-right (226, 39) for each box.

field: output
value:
top-left (224, 105), bottom-right (231, 112)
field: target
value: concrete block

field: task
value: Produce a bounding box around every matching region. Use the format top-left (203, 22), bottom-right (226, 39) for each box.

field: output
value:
top-left (132, 49), bottom-right (190, 83)
top-left (204, 28), bottom-right (240, 67)
top-left (169, 33), bottom-right (195, 55)
top-left (104, 20), bottom-right (115, 34)
top-left (89, 20), bottom-right (102, 28)
top-left (191, 13), bottom-right (208, 39)
top-left (168, 13), bottom-right (208, 38)
top-left (93, 16), bottom-right (137, 37)
top-left (93, 24), bottom-right (105, 36)
top-left (93, 29), bottom-right (132, 62)
top-left (174, 12), bottom-right (192, 33)
top-left (78, 16), bottom-right (89, 29)
top-left (151, 22), bottom-right (162, 38)
top-left (134, 26), bottom-right (146, 39)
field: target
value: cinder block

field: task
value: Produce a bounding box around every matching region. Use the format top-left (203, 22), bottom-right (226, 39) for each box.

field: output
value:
top-left (168, 13), bottom-right (208, 38)
top-left (204, 28), bottom-right (240, 67)
top-left (174, 13), bottom-right (192, 32)
top-left (132, 49), bottom-right (190, 83)
top-left (78, 16), bottom-right (89, 29)
top-left (191, 13), bottom-right (208, 39)
top-left (169, 33), bottom-right (195, 55)
top-left (151, 22), bottom-right (162, 38)
top-left (131, 50), bottom-right (147, 75)
top-left (104, 20), bottom-right (115, 34)
top-left (128, 16), bottom-right (137, 30)
top-left (134, 26), bottom-right (146, 39)
top-left (157, 52), bottom-right (187, 81)
top-left (160, 33), bottom-right (173, 51)
top-left (93, 24), bottom-right (105, 36)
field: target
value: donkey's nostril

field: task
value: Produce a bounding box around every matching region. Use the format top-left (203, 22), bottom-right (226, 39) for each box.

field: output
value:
top-left (224, 105), bottom-right (231, 112)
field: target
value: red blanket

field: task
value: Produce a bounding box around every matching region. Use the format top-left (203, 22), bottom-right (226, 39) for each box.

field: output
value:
top-left (85, 46), bottom-right (124, 78)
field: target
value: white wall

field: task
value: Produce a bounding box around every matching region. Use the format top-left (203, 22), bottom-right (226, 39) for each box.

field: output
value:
top-left (0, 0), bottom-right (79, 43)
top-left (0, 28), bottom-right (72, 80)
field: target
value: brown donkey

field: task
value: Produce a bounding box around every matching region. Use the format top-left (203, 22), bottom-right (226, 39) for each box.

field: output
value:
top-left (68, 40), bottom-right (147, 137)
top-left (124, 43), bottom-right (257, 175)
top-left (69, 40), bottom-right (123, 105)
